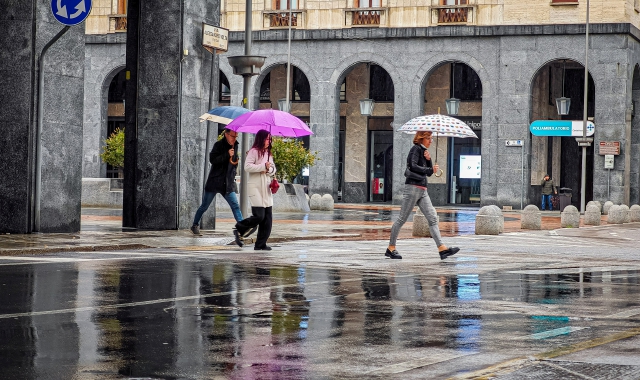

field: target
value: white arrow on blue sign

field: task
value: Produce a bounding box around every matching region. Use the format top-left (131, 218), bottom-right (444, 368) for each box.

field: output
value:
top-left (51, 0), bottom-right (92, 26)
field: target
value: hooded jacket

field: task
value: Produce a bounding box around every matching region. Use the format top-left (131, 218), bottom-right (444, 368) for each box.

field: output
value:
top-left (204, 137), bottom-right (239, 194)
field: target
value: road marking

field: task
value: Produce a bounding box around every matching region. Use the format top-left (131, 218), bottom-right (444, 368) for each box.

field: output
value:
top-left (526, 326), bottom-right (588, 340)
top-left (366, 352), bottom-right (471, 375)
top-left (605, 308), bottom-right (640, 319)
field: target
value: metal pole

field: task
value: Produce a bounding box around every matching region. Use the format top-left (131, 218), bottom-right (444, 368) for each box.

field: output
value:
top-left (285, 4), bottom-right (292, 112)
top-left (521, 143), bottom-right (524, 210)
top-left (580, 0), bottom-right (590, 213)
top-left (239, 0), bottom-right (253, 218)
top-left (202, 52), bottom-right (218, 229)
top-left (34, 26), bottom-right (71, 232)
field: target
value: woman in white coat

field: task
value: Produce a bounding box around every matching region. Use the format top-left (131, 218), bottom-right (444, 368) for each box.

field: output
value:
top-left (233, 129), bottom-right (277, 250)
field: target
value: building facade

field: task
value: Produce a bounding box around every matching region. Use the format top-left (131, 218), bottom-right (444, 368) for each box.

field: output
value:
top-left (211, 0), bottom-right (640, 208)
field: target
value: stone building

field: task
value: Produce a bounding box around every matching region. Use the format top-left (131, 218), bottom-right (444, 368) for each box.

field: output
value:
top-left (214, 0), bottom-right (640, 209)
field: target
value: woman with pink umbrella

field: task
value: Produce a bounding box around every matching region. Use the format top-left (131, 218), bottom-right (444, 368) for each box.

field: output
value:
top-left (232, 129), bottom-right (276, 250)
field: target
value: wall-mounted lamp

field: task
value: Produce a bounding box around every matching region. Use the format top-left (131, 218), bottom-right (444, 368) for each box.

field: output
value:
top-left (556, 60), bottom-right (571, 116)
top-left (359, 98), bottom-right (375, 116)
top-left (445, 62), bottom-right (460, 115)
top-left (278, 98), bottom-right (291, 113)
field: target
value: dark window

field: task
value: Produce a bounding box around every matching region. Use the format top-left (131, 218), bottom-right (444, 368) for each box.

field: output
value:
top-left (292, 66), bottom-right (310, 101)
top-left (369, 64), bottom-right (394, 102)
top-left (340, 78), bottom-right (346, 101)
top-left (219, 72), bottom-right (230, 102)
top-left (260, 72), bottom-right (271, 102)
top-left (108, 70), bottom-right (127, 102)
top-left (451, 63), bottom-right (482, 101)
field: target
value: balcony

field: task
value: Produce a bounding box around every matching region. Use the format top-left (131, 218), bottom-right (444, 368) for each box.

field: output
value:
top-left (431, 5), bottom-right (475, 25)
top-left (108, 14), bottom-right (127, 32)
top-left (263, 10), bottom-right (304, 28)
top-left (345, 8), bottom-right (387, 27)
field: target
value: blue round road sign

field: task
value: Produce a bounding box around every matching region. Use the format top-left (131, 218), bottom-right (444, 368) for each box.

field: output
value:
top-left (51, 0), bottom-right (92, 26)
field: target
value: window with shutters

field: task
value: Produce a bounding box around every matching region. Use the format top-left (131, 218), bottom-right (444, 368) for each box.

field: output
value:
top-left (352, 0), bottom-right (381, 25)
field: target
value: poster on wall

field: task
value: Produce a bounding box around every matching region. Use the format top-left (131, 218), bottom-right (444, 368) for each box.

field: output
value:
top-left (460, 155), bottom-right (481, 179)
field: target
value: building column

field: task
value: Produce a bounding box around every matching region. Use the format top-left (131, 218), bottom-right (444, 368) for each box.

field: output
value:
top-left (308, 81), bottom-right (340, 198)
top-left (124, 0), bottom-right (220, 229)
top-left (0, 1), bottom-right (85, 233)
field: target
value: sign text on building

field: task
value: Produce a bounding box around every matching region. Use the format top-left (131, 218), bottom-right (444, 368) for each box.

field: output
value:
top-left (530, 120), bottom-right (595, 137)
top-left (202, 24), bottom-right (229, 53)
top-left (598, 141), bottom-right (620, 155)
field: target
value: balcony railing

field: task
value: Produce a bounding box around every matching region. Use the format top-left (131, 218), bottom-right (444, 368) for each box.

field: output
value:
top-left (263, 10), bottom-right (304, 28)
top-left (431, 5), bottom-right (475, 24)
top-left (108, 15), bottom-right (127, 32)
top-left (438, 7), bottom-right (468, 23)
top-left (352, 10), bottom-right (380, 25)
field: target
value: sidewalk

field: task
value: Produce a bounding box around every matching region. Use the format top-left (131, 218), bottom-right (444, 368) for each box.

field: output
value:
top-left (0, 205), bottom-right (606, 255)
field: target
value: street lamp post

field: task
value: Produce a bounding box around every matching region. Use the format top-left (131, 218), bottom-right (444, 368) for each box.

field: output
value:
top-left (227, 0), bottom-right (266, 218)
top-left (579, 0), bottom-right (591, 213)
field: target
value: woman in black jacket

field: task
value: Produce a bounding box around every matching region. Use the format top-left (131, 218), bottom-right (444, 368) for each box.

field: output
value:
top-left (385, 131), bottom-right (460, 260)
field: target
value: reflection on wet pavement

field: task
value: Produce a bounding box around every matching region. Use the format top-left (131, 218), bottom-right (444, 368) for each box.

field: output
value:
top-left (1, 258), bottom-right (639, 378)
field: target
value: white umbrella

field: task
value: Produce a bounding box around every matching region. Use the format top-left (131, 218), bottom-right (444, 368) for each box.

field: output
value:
top-left (397, 114), bottom-right (478, 176)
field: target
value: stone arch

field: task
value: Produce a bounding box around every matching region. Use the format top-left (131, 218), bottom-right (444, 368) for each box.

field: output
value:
top-left (82, 56), bottom-right (125, 178)
top-left (251, 54), bottom-right (317, 108)
top-left (413, 53), bottom-right (493, 116)
top-left (329, 52), bottom-right (399, 92)
top-left (527, 57), bottom-right (598, 103)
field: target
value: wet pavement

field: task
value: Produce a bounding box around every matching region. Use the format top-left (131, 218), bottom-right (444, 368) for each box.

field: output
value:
top-left (1, 205), bottom-right (639, 379)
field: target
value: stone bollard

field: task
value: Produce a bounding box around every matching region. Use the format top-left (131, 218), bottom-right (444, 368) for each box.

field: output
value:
top-left (521, 205), bottom-right (541, 230)
top-left (603, 201), bottom-right (614, 215)
top-left (475, 206), bottom-right (503, 235)
top-left (309, 194), bottom-right (322, 210)
top-left (630, 205), bottom-right (640, 222)
top-left (620, 204), bottom-right (630, 223)
top-left (594, 201), bottom-right (602, 214)
top-left (488, 205), bottom-right (505, 232)
top-left (583, 204), bottom-right (601, 226)
top-left (560, 205), bottom-right (580, 228)
top-left (412, 208), bottom-right (436, 237)
top-left (607, 205), bottom-right (624, 224)
top-left (319, 194), bottom-right (335, 211)
top-left (587, 201), bottom-right (600, 214)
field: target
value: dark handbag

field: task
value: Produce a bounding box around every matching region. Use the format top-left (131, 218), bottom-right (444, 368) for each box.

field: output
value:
top-left (269, 178), bottom-right (280, 194)
top-left (404, 167), bottom-right (424, 181)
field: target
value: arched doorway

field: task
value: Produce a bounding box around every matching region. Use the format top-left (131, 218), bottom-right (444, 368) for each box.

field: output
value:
top-left (530, 59), bottom-right (595, 208)
top-left (335, 62), bottom-right (395, 203)
top-left (630, 65), bottom-right (640, 204)
top-left (423, 61), bottom-right (483, 205)
top-left (256, 63), bottom-right (312, 187)
top-left (105, 69), bottom-right (127, 178)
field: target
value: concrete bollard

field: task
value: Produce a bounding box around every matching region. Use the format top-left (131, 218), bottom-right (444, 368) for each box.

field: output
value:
top-left (630, 205), bottom-right (640, 222)
top-left (583, 204), bottom-right (601, 226)
top-left (594, 201), bottom-right (602, 214)
top-left (309, 193), bottom-right (322, 210)
top-left (603, 201), bottom-right (614, 215)
top-left (475, 206), bottom-right (503, 235)
top-left (488, 205), bottom-right (505, 233)
top-left (319, 194), bottom-right (335, 211)
top-left (412, 208), bottom-right (436, 237)
top-left (561, 205), bottom-right (580, 228)
top-left (521, 205), bottom-right (541, 230)
top-left (620, 204), bottom-right (630, 223)
top-left (607, 205), bottom-right (624, 224)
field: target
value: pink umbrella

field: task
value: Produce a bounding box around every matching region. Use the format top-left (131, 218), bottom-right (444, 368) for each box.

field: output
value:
top-left (225, 109), bottom-right (313, 137)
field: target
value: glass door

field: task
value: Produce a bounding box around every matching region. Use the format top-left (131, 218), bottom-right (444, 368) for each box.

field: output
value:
top-left (368, 130), bottom-right (393, 202)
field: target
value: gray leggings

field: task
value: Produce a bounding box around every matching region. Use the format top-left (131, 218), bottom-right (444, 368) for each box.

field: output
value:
top-left (389, 184), bottom-right (443, 248)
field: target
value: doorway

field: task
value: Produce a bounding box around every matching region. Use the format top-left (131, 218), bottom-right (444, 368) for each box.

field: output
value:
top-left (368, 117), bottom-right (393, 202)
top-left (448, 119), bottom-right (482, 204)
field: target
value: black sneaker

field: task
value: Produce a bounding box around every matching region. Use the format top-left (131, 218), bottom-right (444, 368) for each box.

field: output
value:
top-left (190, 225), bottom-right (201, 235)
top-left (254, 245), bottom-right (272, 251)
top-left (242, 226), bottom-right (258, 238)
top-left (233, 229), bottom-right (244, 247)
top-left (439, 247), bottom-right (460, 260)
top-left (385, 249), bottom-right (402, 259)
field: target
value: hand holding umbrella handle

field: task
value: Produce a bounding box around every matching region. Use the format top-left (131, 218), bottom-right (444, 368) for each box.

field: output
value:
top-left (433, 162), bottom-right (444, 177)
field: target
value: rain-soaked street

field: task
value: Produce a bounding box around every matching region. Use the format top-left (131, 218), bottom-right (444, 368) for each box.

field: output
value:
top-left (1, 224), bottom-right (640, 379)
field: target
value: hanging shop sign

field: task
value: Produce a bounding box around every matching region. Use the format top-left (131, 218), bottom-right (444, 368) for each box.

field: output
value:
top-left (202, 23), bottom-right (229, 54)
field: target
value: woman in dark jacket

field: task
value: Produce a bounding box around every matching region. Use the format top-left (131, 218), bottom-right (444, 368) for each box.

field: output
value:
top-left (385, 131), bottom-right (460, 260)
top-left (190, 128), bottom-right (242, 235)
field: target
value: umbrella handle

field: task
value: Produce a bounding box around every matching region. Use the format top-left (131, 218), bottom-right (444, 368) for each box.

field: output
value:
top-left (433, 132), bottom-right (443, 177)
top-left (434, 165), bottom-right (444, 177)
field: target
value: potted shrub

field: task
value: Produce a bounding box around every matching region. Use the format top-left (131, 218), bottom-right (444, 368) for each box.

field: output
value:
top-left (271, 137), bottom-right (317, 184)
top-left (100, 128), bottom-right (125, 178)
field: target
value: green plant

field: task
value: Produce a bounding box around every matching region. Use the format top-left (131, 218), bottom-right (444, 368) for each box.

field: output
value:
top-left (100, 128), bottom-right (125, 168)
top-left (271, 137), bottom-right (318, 183)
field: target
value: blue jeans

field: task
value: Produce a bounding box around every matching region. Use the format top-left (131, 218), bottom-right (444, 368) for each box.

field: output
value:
top-left (541, 194), bottom-right (552, 210)
top-left (193, 191), bottom-right (243, 225)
